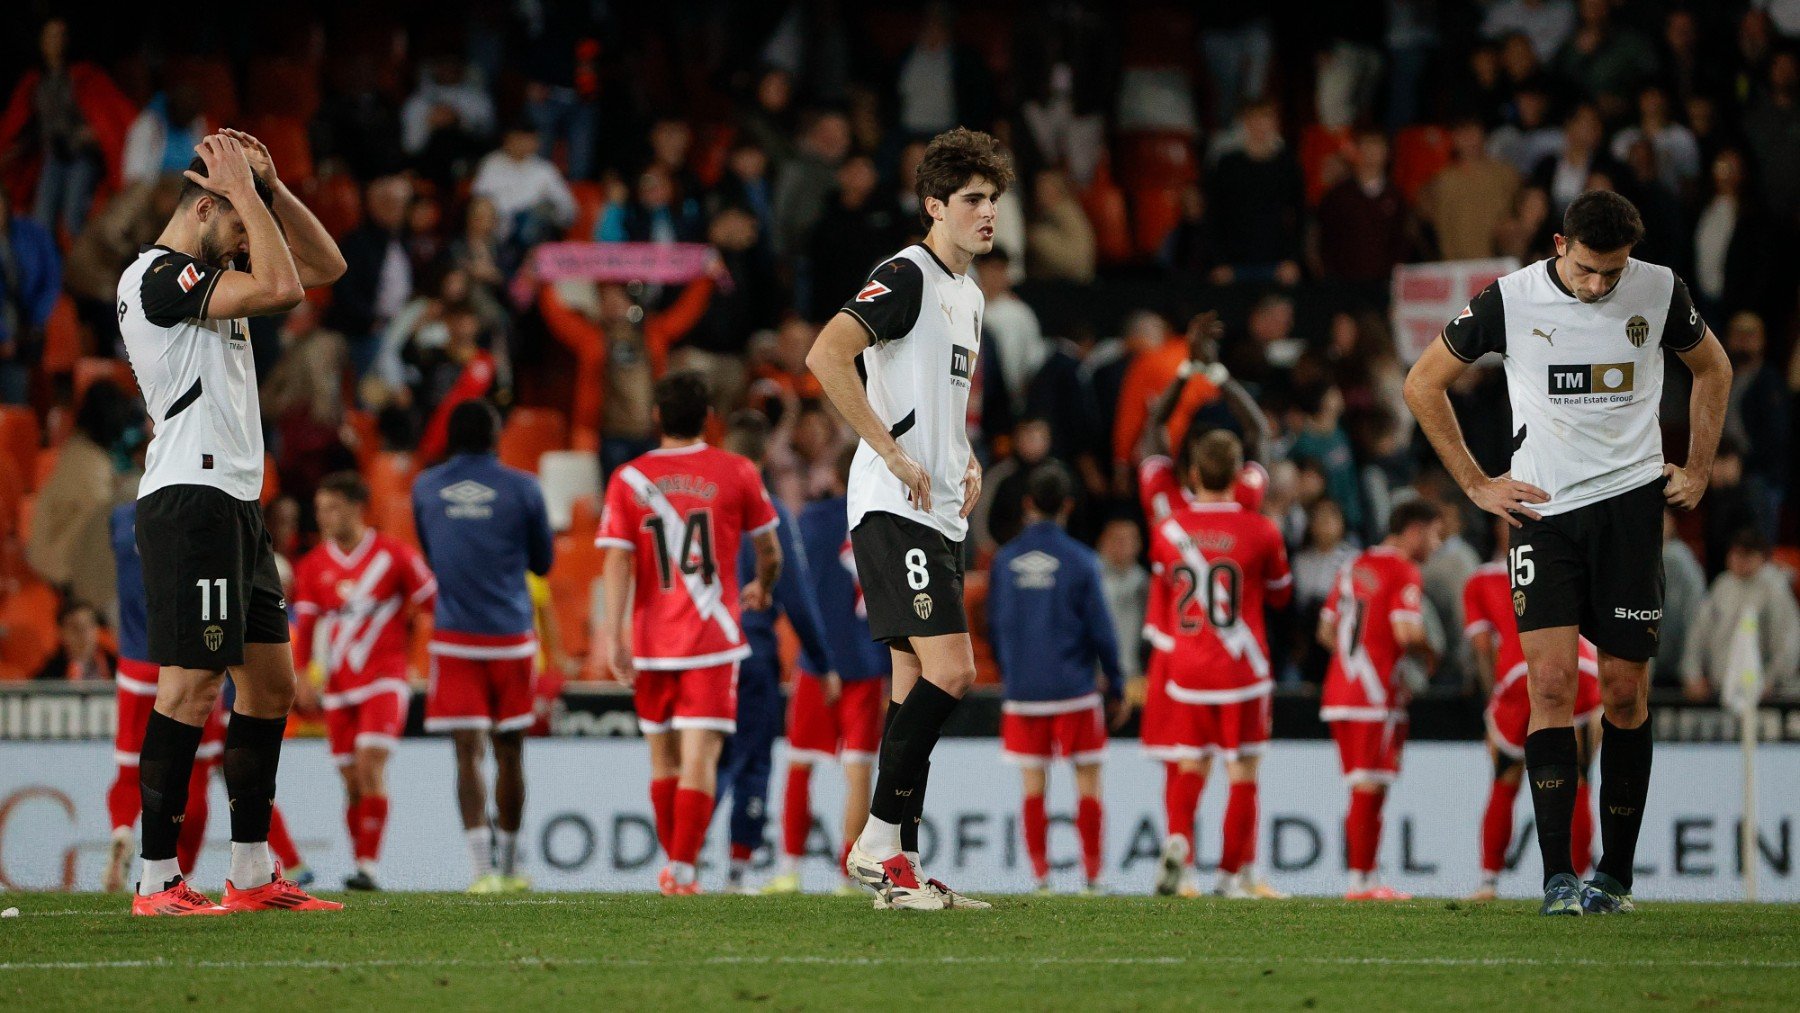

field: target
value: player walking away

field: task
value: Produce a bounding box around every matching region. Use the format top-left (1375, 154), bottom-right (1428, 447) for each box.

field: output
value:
top-left (1404, 190), bottom-right (1732, 915)
top-left (597, 373), bottom-right (782, 896)
top-left (1147, 432), bottom-right (1292, 900)
top-left (805, 127), bottom-right (1014, 912)
top-left (104, 499), bottom-right (157, 891)
top-left (715, 411), bottom-right (838, 894)
top-left (414, 400), bottom-right (555, 893)
top-left (119, 129), bottom-right (345, 915)
top-left (292, 472), bottom-right (437, 891)
top-left (1319, 499), bottom-right (1443, 901)
top-left (768, 446), bottom-right (892, 896)
top-left (988, 463), bottom-right (1125, 894)
top-left (1465, 517), bottom-right (1602, 900)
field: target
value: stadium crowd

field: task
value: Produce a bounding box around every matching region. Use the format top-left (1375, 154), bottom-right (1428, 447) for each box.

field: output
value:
top-left (1, 0), bottom-right (1798, 703)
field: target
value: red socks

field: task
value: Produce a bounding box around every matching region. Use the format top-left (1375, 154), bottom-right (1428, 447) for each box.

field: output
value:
top-left (1076, 796), bottom-right (1103, 882)
top-left (782, 766), bottom-right (812, 860)
top-left (1219, 782), bottom-right (1258, 875)
top-left (352, 796), bottom-right (390, 862)
top-left (1571, 780), bottom-right (1594, 877)
top-left (1345, 789), bottom-right (1384, 873)
top-left (650, 776), bottom-right (678, 858)
top-left (267, 803), bottom-right (302, 869)
top-left (1166, 768), bottom-right (1204, 861)
top-left (1022, 795), bottom-right (1050, 879)
top-left (1480, 779), bottom-right (1520, 875)
top-left (671, 788), bottom-right (714, 866)
top-left (108, 766), bottom-right (140, 832)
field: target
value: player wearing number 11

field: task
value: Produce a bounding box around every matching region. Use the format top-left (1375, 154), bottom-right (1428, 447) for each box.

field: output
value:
top-left (598, 373), bottom-right (782, 895)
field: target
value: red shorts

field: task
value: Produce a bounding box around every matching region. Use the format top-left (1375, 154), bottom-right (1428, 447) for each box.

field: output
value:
top-left (1164, 688), bottom-right (1272, 760)
top-left (1329, 718), bottom-right (1409, 785)
top-left (1002, 696), bottom-right (1108, 766)
top-left (1139, 649), bottom-right (1191, 760)
top-left (425, 632), bottom-right (538, 734)
top-left (324, 678), bottom-right (410, 764)
top-left (113, 659), bottom-right (160, 765)
top-left (787, 672), bottom-right (886, 763)
top-left (634, 662), bottom-right (739, 734)
top-left (1486, 663), bottom-right (1602, 759)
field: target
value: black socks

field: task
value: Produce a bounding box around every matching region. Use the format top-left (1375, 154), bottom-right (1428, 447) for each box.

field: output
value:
top-left (902, 761), bottom-right (928, 854)
top-left (1525, 726), bottom-right (1579, 886)
top-left (139, 711), bottom-right (204, 861)
top-left (870, 679), bottom-right (959, 825)
top-left (1596, 717), bottom-right (1653, 890)
top-left (222, 711), bottom-right (288, 843)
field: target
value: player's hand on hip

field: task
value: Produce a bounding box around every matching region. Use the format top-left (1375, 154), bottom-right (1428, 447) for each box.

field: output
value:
top-left (607, 639), bottom-right (637, 688)
top-left (1104, 695), bottom-right (1133, 732)
top-left (959, 455), bottom-right (983, 518)
top-left (824, 672), bottom-right (843, 704)
top-left (221, 128), bottom-right (278, 187)
top-left (1470, 474), bottom-right (1549, 527)
top-left (741, 581), bottom-right (770, 612)
top-left (882, 446), bottom-right (932, 513)
top-left (1662, 463), bottom-right (1707, 510)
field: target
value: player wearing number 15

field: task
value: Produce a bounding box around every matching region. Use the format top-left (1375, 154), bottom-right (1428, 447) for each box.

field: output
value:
top-left (598, 373), bottom-right (783, 896)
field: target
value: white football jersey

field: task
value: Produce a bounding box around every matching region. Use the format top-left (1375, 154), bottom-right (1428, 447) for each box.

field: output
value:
top-left (1442, 257), bottom-right (1706, 515)
top-left (840, 243), bottom-right (984, 541)
top-left (118, 245), bottom-right (265, 502)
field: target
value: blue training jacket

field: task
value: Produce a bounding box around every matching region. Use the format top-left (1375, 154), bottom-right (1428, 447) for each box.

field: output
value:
top-left (110, 501), bottom-right (148, 662)
top-left (797, 495), bottom-right (889, 682)
top-left (739, 494), bottom-right (836, 674)
top-left (412, 453), bottom-right (554, 636)
top-left (987, 520), bottom-right (1124, 703)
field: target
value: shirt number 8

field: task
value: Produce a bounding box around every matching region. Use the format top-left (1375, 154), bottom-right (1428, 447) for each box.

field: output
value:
top-left (905, 548), bottom-right (930, 590)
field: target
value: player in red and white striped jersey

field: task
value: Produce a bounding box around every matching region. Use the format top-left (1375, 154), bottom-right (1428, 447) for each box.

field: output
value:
top-left (291, 472), bottom-right (437, 890)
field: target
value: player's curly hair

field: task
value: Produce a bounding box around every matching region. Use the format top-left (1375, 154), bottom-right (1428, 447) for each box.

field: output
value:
top-left (915, 127), bottom-right (1015, 226)
top-left (1562, 190), bottom-right (1644, 252)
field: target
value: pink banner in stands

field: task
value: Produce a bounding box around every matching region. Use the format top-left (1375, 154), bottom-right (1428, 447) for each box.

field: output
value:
top-left (511, 242), bottom-right (722, 305)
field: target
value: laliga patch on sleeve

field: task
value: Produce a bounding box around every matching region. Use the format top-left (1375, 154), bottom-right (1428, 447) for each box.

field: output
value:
top-left (856, 280), bottom-right (891, 302)
top-left (179, 263), bottom-right (204, 293)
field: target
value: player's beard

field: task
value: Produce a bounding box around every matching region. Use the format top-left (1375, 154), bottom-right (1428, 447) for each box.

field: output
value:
top-left (199, 220), bottom-right (233, 269)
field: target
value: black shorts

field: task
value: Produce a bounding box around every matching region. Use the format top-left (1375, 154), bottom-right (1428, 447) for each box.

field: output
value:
top-left (138, 485), bottom-right (289, 670)
top-left (1509, 477), bottom-right (1664, 662)
top-left (851, 511), bottom-right (968, 645)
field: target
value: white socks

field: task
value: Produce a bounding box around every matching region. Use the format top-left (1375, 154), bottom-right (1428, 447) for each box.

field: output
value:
top-left (229, 841), bottom-right (274, 887)
top-left (778, 853), bottom-right (798, 875)
top-left (904, 850), bottom-right (921, 871)
top-left (496, 830), bottom-right (518, 876)
top-left (857, 817), bottom-right (902, 859)
top-left (1348, 869), bottom-right (1373, 893)
top-left (138, 857), bottom-right (181, 896)
top-left (671, 861), bottom-right (696, 886)
top-left (467, 827), bottom-right (495, 878)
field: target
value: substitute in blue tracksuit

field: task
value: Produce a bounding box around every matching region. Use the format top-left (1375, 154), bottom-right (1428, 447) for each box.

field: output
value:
top-left (987, 462), bottom-right (1124, 892)
top-left (718, 413), bottom-right (837, 892)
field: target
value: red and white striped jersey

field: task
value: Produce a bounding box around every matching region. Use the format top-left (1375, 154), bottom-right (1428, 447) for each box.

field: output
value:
top-left (1147, 502), bottom-right (1292, 700)
top-left (1321, 546), bottom-right (1424, 721)
top-left (292, 530), bottom-right (437, 701)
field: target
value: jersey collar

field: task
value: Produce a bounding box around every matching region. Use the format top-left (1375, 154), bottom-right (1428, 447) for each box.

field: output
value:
top-left (913, 242), bottom-right (960, 279)
top-left (1544, 257), bottom-right (1577, 299)
top-left (1188, 501), bottom-right (1242, 511)
top-left (647, 442), bottom-right (708, 455)
top-left (326, 528), bottom-right (376, 569)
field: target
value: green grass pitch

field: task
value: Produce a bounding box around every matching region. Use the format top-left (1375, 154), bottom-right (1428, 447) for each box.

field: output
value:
top-left (3, 893), bottom-right (1798, 1010)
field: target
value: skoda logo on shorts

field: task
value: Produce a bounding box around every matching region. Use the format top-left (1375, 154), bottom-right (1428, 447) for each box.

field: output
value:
top-left (913, 593), bottom-right (934, 621)
top-left (1626, 314), bottom-right (1649, 347)
top-left (203, 625), bottom-right (224, 651)
top-left (1512, 590), bottom-right (1527, 617)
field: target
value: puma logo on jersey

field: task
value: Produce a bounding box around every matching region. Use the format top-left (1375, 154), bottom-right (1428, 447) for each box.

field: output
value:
top-left (856, 280), bottom-right (891, 302)
top-left (178, 263), bottom-right (204, 292)
top-left (1532, 327), bottom-right (1555, 345)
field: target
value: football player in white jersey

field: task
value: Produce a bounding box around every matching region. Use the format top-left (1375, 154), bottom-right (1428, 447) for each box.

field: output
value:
top-left (119, 131), bottom-right (346, 915)
top-left (1404, 190), bottom-right (1731, 916)
top-left (806, 128), bottom-right (1014, 910)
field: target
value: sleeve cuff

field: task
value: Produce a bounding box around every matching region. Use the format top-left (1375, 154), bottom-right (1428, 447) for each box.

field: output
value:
top-left (595, 537), bottom-right (635, 551)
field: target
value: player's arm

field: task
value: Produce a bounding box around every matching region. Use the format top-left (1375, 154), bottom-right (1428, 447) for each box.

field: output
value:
top-left (1462, 584), bottom-right (1497, 692)
top-left (184, 134), bottom-right (304, 319)
top-left (1403, 285), bottom-right (1548, 527)
top-left (1317, 569), bottom-right (1343, 653)
top-left (1668, 326), bottom-right (1731, 510)
top-left (743, 528), bottom-right (782, 612)
top-left (223, 128), bottom-right (346, 288)
top-left (1392, 583), bottom-right (1436, 669)
top-left (599, 546), bottom-right (636, 686)
top-left (288, 569), bottom-right (323, 714)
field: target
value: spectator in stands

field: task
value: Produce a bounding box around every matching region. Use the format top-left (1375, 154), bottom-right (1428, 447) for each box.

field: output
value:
top-left (1292, 497), bottom-right (1357, 681)
top-left (1326, 311), bottom-right (1409, 471)
top-left (1109, 312), bottom-right (1188, 482)
top-left (1286, 385), bottom-right (1365, 541)
top-left (1221, 292), bottom-right (1303, 407)
top-left (1617, 137), bottom-right (1687, 274)
top-left (1482, 0), bottom-right (1576, 65)
top-left (315, 53), bottom-right (408, 179)
top-left (766, 400), bottom-right (845, 510)
top-left (683, 206), bottom-right (781, 409)
top-left (803, 154), bottom-right (901, 321)
top-left (0, 18), bottom-right (134, 238)
top-left (1160, 183), bottom-right (1222, 285)
top-left (473, 124), bottom-right (577, 248)
top-left (1026, 168), bottom-right (1096, 284)
top-left (709, 140), bottom-right (777, 240)
top-left (976, 417), bottom-right (1057, 553)
top-left (1723, 312), bottom-right (1790, 530)
top-left (1611, 84), bottom-right (1701, 194)
top-left (1419, 117), bottom-right (1520, 260)
top-left (1015, 6), bottom-right (1112, 186)
top-left (519, 11), bottom-right (601, 181)
top-left (894, 139), bottom-right (928, 225)
top-left (1419, 493), bottom-right (1481, 690)
top-left (772, 109), bottom-right (850, 258)
top-left (1199, 13), bottom-right (1274, 127)
top-left (402, 54), bottom-right (497, 187)
top-left (404, 194), bottom-right (450, 279)
top-left (1702, 436), bottom-right (1769, 578)
top-left (977, 248), bottom-right (1047, 414)
top-left (65, 175), bottom-right (181, 349)
top-left (895, 4), bottom-right (994, 137)
top-left (646, 118), bottom-right (705, 207)
top-left (1554, 0), bottom-right (1660, 119)
top-left (448, 196), bottom-right (514, 299)
top-left (1451, 40), bottom-right (1512, 130)
top-left (739, 68), bottom-right (798, 170)
top-left (1692, 149), bottom-right (1769, 324)
top-left (1659, 509), bottom-right (1707, 688)
top-left (1743, 50), bottom-right (1800, 226)
top-left (1311, 129), bottom-right (1410, 286)
top-left (1529, 104), bottom-right (1619, 217)
top-left (26, 379), bottom-right (139, 603)
top-left (1206, 100), bottom-right (1303, 286)
top-left (121, 84), bottom-right (206, 186)
top-left (1497, 31), bottom-right (1546, 93)
top-left (262, 299), bottom-right (355, 511)
top-left (0, 186), bottom-right (62, 405)
top-left (415, 311), bottom-right (499, 466)
top-left (1488, 82), bottom-right (1564, 175)
top-left (329, 175), bottom-right (415, 379)
top-left (598, 165), bottom-right (706, 244)
top-left (1496, 184), bottom-right (1557, 263)
top-left (1682, 527), bottom-right (1800, 702)
top-left (32, 600), bottom-right (115, 682)
top-left (1095, 517), bottom-right (1148, 683)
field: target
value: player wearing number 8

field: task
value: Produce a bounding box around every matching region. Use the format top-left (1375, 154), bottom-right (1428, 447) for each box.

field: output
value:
top-left (598, 373), bottom-right (783, 895)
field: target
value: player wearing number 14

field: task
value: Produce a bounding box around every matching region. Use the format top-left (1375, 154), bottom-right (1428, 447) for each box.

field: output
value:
top-left (598, 373), bottom-right (783, 895)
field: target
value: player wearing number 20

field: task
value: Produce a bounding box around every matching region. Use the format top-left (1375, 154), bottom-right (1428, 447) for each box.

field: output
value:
top-left (598, 373), bottom-right (783, 896)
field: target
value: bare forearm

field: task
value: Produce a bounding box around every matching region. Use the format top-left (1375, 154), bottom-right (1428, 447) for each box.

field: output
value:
top-left (1220, 379), bottom-right (1271, 462)
top-left (1406, 383), bottom-right (1488, 492)
top-left (601, 551), bottom-right (633, 642)
top-left (808, 331), bottom-right (899, 460)
top-left (236, 189), bottom-right (303, 300)
top-left (272, 181), bottom-right (347, 286)
top-left (1683, 361), bottom-right (1731, 479)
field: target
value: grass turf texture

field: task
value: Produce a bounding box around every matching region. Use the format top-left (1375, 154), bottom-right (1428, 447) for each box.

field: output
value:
top-left (3, 893), bottom-right (1798, 1010)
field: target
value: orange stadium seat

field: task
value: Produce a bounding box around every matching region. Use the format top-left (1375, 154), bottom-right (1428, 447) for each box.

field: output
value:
top-left (309, 173), bottom-right (363, 238)
top-left (247, 114), bottom-right (314, 186)
top-left (343, 409), bottom-right (380, 467)
top-left (547, 532), bottom-right (602, 662)
top-left (498, 408), bottom-right (569, 474)
top-left (1392, 124), bottom-right (1453, 203)
top-left (364, 450), bottom-right (421, 548)
top-left (567, 181), bottom-right (605, 242)
top-left (0, 405), bottom-right (40, 477)
top-left (692, 123), bottom-right (737, 190)
top-left (168, 56), bottom-right (239, 126)
top-left (1081, 166), bottom-right (1136, 267)
top-left (1300, 123), bottom-right (1355, 207)
top-left (32, 446), bottom-right (58, 491)
top-left (40, 295), bottom-right (84, 375)
top-left (567, 494), bottom-right (600, 537)
top-left (1118, 130), bottom-right (1199, 191)
top-left (75, 357), bottom-right (137, 406)
top-left (245, 56), bottom-right (320, 122)
top-left (0, 579), bottom-right (59, 680)
top-left (0, 455), bottom-right (26, 538)
top-left (1132, 184), bottom-right (1184, 259)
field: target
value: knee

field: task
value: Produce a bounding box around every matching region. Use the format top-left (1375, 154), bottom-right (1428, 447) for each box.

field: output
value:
top-left (1528, 663), bottom-right (1578, 710)
top-left (162, 672), bottom-right (225, 725)
top-left (933, 664), bottom-right (978, 697)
